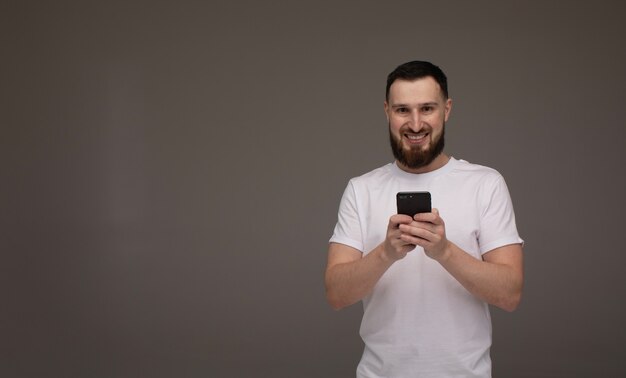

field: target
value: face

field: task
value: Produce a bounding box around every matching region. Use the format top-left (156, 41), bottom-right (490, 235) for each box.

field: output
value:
top-left (385, 77), bottom-right (452, 173)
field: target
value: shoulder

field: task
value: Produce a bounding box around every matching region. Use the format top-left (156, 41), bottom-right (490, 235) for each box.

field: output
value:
top-left (348, 163), bottom-right (395, 187)
top-left (450, 158), bottom-right (505, 184)
top-left (445, 159), bottom-right (512, 204)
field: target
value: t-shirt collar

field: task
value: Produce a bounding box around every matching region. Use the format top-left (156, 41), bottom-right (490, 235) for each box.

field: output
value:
top-left (391, 156), bottom-right (458, 181)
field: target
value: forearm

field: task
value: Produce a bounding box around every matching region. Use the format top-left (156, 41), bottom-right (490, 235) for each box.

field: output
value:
top-left (435, 242), bottom-right (523, 312)
top-left (325, 243), bottom-right (395, 310)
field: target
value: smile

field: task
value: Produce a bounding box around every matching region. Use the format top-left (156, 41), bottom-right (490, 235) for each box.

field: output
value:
top-left (404, 132), bottom-right (429, 144)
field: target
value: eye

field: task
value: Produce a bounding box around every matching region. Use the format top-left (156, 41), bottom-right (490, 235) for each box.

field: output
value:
top-left (395, 107), bottom-right (409, 114)
top-left (421, 105), bottom-right (434, 113)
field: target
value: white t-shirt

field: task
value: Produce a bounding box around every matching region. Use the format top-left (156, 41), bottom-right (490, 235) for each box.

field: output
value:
top-left (330, 157), bottom-right (523, 378)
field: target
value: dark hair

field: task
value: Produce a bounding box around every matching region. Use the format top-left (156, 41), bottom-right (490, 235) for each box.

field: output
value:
top-left (385, 61), bottom-right (448, 100)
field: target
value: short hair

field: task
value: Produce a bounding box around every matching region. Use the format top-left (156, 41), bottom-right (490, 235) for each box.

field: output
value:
top-left (385, 61), bottom-right (449, 100)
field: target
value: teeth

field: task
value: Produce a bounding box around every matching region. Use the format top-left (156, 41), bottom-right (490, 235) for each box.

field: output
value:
top-left (407, 134), bottom-right (426, 139)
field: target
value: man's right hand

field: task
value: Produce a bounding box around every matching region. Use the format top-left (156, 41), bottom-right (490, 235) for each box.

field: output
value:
top-left (325, 214), bottom-right (418, 310)
top-left (382, 214), bottom-right (417, 261)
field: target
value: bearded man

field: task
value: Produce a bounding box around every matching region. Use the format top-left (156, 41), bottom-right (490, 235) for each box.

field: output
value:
top-left (325, 61), bottom-right (524, 378)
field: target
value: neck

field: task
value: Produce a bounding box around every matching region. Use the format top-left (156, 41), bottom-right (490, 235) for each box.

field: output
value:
top-left (396, 153), bottom-right (450, 174)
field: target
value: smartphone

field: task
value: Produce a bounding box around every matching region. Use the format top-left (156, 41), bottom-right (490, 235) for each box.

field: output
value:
top-left (396, 191), bottom-right (431, 217)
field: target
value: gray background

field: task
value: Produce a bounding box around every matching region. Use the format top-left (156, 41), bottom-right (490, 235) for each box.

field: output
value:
top-left (3, 1), bottom-right (625, 377)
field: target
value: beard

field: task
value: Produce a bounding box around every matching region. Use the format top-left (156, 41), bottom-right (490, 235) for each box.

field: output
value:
top-left (389, 122), bottom-right (445, 170)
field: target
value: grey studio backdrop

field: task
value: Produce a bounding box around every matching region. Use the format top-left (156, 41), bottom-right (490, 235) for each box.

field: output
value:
top-left (3, 1), bottom-right (625, 377)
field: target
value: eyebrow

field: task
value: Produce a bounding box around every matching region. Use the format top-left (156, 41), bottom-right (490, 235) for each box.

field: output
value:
top-left (391, 102), bottom-right (439, 108)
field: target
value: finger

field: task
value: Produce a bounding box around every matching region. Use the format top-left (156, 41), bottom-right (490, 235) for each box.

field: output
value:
top-left (401, 222), bottom-right (436, 235)
top-left (400, 225), bottom-right (434, 242)
top-left (400, 233), bottom-right (430, 247)
top-left (413, 208), bottom-right (443, 225)
top-left (413, 212), bottom-right (433, 222)
top-left (390, 214), bottom-right (414, 228)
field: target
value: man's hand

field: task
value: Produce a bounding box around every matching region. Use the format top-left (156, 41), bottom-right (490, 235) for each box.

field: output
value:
top-left (398, 208), bottom-right (450, 261)
top-left (398, 208), bottom-right (523, 311)
top-left (382, 214), bottom-right (417, 261)
top-left (325, 213), bottom-right (421, 310)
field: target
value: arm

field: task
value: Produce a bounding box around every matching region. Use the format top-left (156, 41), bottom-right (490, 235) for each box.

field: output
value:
top-left (325, 214), bottom-right (415, 310)
top-left (400, 209), bottom-right (524, 312)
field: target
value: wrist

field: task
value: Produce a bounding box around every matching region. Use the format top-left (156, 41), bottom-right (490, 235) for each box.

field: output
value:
top-left (433, 240), bottom-right (453, 263)
top-left (377, 243), bottom-right (396, 264)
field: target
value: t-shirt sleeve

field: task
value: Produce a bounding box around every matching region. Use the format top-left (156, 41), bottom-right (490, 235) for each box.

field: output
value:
top-left (478, 174), bottom-right (524, 254)
top-left (329, 181), bottom-right (364, 253)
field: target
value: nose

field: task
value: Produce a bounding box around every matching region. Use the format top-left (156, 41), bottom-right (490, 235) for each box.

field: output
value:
top-left (408, 109), bottom-right (421, 131)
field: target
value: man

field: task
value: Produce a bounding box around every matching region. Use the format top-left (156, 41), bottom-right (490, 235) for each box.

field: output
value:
top-left (325, 61), bottom-right (524, 377)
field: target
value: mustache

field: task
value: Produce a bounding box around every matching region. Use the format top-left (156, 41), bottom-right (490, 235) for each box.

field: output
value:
top-left (399, 125), bottom-right (432, 135)
top-left (388, 122), bottom-right (445, 170)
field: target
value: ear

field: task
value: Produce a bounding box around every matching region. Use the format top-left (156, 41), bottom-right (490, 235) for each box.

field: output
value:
top-left (444, 98), bottom-right (452, 122)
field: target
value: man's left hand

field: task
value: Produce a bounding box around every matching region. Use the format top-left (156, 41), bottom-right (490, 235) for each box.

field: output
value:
top-left (398, 208), bottom-right (450, 261)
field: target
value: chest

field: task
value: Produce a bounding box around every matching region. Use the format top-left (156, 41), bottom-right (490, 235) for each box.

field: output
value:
top-left (359, 181), bottom-right (482, 258)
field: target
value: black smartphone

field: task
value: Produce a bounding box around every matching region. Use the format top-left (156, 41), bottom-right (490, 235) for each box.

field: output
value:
top-left (396, 191), bottom-right (432, 217)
